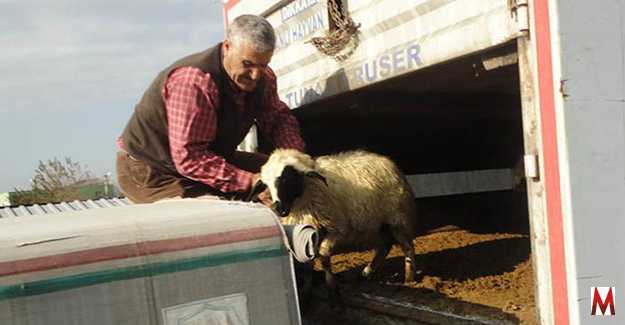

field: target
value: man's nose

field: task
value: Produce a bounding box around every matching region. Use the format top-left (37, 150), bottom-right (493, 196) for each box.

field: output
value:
top-left (249, 68), bottom-right (261, 81)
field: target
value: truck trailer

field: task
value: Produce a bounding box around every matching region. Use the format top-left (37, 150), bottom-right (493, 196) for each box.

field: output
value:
top-left (225, 0), bottom-right (625, 324)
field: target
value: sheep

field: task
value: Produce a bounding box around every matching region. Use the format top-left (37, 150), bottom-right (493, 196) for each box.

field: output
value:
top-left (247, 148), bottom-right (423, 305)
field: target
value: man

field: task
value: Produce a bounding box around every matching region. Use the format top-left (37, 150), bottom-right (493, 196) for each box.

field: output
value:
top-left (116, 15), bottom-right (305, 204)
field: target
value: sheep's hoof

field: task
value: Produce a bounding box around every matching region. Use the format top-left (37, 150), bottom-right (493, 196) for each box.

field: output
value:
top-left (405, 269), bottom-right (424, 283)
top-left (361, 265), bottom-right (374, 279)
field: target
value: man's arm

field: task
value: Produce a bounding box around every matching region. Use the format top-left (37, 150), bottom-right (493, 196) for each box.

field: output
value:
top-left (164, 67), bottom-right (254, 193)
top-left (256, 68), bottom-right (306, 151)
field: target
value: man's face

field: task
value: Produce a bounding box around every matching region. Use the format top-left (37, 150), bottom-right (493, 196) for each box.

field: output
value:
top-left (222, 39), bottom-right (273, 92)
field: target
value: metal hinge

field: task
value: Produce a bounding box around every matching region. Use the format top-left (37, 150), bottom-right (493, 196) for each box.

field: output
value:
top-left (524, 154), bottom-right (540, 180)
top-left (509, 0), bottom-right (530, 34)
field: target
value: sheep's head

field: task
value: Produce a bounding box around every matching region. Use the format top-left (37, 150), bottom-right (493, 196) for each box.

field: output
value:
top-left (249, 149), bottom-right (326, 217)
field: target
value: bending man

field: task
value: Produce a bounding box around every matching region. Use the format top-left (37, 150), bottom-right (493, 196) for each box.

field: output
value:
top-left (116, 15), bottom-right (304, 204)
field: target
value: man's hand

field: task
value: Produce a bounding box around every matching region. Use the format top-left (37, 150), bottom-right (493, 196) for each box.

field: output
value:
top-left (257, 188), bottom-right (273, 208)
top-left (251, 173), bottom-right (273, 207)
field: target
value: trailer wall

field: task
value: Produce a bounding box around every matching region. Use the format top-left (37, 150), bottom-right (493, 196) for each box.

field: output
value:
top-left (548, 1), bottom-right (625, 324)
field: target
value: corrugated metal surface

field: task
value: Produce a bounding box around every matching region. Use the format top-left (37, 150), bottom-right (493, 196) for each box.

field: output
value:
top-left (0, 198), bottom-right (131, 218)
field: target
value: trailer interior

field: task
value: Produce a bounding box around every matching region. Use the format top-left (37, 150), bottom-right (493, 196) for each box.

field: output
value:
top-left (283, 41), bottom-right (539, 324)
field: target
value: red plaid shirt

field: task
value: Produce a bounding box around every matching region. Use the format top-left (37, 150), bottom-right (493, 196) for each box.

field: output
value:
top-left (118, 66), bottom-right (304, 193)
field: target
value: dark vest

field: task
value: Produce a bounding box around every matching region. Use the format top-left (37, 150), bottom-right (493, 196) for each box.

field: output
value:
top-left (121, 43), bottom-right (265, 175)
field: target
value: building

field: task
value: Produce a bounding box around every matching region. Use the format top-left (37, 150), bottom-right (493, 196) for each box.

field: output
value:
top-left (0, 193), bottom-right (10, 207)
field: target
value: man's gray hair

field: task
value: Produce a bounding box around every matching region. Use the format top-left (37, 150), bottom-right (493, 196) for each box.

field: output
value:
top-left (226, 15), bottom-right (276, 53)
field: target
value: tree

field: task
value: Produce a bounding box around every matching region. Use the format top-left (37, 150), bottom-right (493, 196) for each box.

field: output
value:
top-left (11, 157), bottom-right (94, 205)
top-left (10, 188), bottom-right (51, 206)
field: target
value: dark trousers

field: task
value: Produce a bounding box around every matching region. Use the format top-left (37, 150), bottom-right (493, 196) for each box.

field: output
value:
top-left (116, 151), bottom-right (268, 203)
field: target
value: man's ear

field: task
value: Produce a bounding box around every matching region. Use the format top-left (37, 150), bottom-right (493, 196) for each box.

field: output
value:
top-left (245, 180), bottom-right (267, 202)
top-left (305, 171), bottom-right (327, 186)
top-left (223, 39), bottom-right (232, 56)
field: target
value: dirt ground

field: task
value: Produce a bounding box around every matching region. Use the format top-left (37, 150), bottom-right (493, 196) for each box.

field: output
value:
top-left (301, 191), bottom-right (538, 324)
top-left (307, 227), bottom-right (537, 324)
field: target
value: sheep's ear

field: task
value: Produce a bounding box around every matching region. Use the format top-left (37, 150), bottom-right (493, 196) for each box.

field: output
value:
top-left (245, 180), bottom-right (267, 202)
top-left (305, 171), bottom-right (327, 186)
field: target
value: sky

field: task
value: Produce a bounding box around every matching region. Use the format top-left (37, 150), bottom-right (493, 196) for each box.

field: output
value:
top-left (0, 0), bottom-right (225, 192)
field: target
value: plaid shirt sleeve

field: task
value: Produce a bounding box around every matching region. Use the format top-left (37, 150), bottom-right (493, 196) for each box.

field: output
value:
top-left (163, 67), bottom-right (253, 193)
top-left (256, 68), bottom-right (306, 151)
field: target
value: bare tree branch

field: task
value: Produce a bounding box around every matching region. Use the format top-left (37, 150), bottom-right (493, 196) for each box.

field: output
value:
top-left (13, 157), bottom-right (95, 205)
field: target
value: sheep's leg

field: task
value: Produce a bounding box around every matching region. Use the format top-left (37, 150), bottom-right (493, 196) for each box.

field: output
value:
top-left (362, 243), bottom-right (391, 279)
top-left (318, 235), bottom-right (342, 308)
top-left (391, 228), bottom-right (420, 283)
top-left (320, 255), bottom-right (340, 302)
top-left (362, 226), bottom-right (394, 279)
top-left (294, 261), bottom-right (314, 314)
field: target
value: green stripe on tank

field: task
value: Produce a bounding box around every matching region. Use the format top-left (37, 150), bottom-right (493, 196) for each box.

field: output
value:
top-left (0, 244), bottom-right (285, 300)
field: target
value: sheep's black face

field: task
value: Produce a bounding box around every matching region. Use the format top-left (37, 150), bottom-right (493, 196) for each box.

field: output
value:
top-left (272, 165), bottom-right (304, 217)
